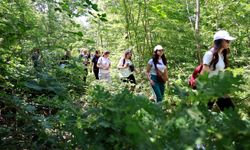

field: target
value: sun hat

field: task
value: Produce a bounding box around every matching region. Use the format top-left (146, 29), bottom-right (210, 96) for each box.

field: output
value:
top-left (213, 30), bottom-right (236, 41)
top-left (154, 45), bottom-right (163, 52)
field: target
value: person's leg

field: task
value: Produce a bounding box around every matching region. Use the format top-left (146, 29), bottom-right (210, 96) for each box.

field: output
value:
top-left (149, 86), bottom-right (157, 102)
top-left (216, 97), bottom-right (234, 111)
top-left (94, 69), bottom-right (99, 79)
top-left (83, 68), bottom-right (88, 82)
top-left (128, 74), bottom-right (136, 84)
top-left (159, 82), bottom-right (165, 100)
top-left (99, 73), bottom-right (103, 80)
top-left (207, 101), bottom-right (215, 110)
top-left (151, 75), bottom-right (163, 102)
top-left (106, 73), bottom-right (111, 83)
top-left (127, 74), bottom-right (136, 91)
top-left (101, 73), bottom-right (111, 82)
top-left (152, 83), bottom-right (163, 102)
top-left (121, 77), bottom-right (129, 83)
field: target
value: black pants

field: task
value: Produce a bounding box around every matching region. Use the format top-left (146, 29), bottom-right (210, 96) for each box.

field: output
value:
top-left (93, 69), bottom-right (99, 80)
top-left (83, 68), bottom-right (88, 82)
top-left (208, 97), bottom-right (235, 111)
top-left (122, 74), bottom-right (136, 84)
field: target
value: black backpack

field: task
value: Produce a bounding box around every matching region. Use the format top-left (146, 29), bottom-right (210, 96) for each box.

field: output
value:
top-left (122, 59), bottom-right (135, 72)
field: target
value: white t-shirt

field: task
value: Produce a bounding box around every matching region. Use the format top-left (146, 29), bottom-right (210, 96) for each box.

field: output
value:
top-left (118, 58), bottom-right (133, 78)
top-left (98, 56), bottom-right (111, 74)
top-left (148, 58), bottom-right (166, 75)
top-left (203, 49), bottom-right (225, 77)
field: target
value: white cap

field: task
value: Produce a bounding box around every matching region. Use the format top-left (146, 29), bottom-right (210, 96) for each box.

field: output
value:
top-left (213, 30), bottom-right (236, 41)
top-left (154, 45), bottom-right (163, 51)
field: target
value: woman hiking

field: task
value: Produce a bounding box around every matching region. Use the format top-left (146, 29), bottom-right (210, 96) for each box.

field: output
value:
top-left (146, 45), bottom-right (169, 103)
top-left (201, 30), bottom-right (236, 111)
top-left (117, 50), bottom-right (136, 84)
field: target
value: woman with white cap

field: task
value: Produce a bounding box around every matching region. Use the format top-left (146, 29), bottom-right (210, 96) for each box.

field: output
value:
top-left (201, 30), bottom-right (236, 110)
top-left (201, 30), bottom-right (236, 76)
top-left (146, 45), bottom-right (168, 102)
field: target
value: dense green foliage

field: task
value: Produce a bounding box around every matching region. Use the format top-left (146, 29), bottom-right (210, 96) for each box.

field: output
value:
top-left (1, 0), bottom-right (250, 149)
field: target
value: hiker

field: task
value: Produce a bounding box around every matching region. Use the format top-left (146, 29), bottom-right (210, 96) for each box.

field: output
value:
top-left (79, 49), bottom-right (90, 82)
top-left (201, 30), bottom-right (236, 111)
top-left (59, 50), bottom-right (71, 68)
top-left (31, 48), bottom-right (41, 70)
top-left (117, 50), bottom-right (136, 84)
top-left (97, 50), bottom-right (111, 82)
top-left (91, 50), bottom-right (101, 80)
top-left (146, 45), bottom-right (169, 102)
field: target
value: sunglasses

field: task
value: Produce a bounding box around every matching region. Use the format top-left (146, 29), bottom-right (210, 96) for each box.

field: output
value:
top-left (157, 49), bottom-right (164, 52)
top-left (225, 40), bottom-right (230, 43)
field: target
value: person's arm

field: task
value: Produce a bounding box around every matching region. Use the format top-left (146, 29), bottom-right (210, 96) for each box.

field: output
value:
top-left (117, 58), bottom-right (128, 69)
top-left (109, 62), bottom-right (111, 69)
top-left (146, 64), bottom-right (154, 85)
top-left (107, 59), bottom-right (111, 70)
top-left (200, 64), bottom-right (210, 74)
top-left (200, 51), bottom-right (213, 74)
top-left (97, 57), bottom-right (102, 69)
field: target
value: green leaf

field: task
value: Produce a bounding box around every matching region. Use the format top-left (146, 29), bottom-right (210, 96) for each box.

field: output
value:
top-left (91, 4), bottom-right (99, 11)
top-left (54, 8), bottom-right (62, 12)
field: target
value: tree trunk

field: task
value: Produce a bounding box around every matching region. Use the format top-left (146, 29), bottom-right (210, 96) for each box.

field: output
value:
top-left (142, 0), bottom-right (151, 52)
top-left (185, 0), bottom-right (194, 29)
top-left (122, 0), bottom-right (133, 46)
top-left (195, 0), bottom-right (202, 63)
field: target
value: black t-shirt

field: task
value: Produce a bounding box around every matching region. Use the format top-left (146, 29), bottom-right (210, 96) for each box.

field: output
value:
top-left (92, 55), bottom-right (100, 70)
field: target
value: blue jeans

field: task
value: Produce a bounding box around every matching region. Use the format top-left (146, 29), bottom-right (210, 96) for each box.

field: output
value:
top-left (151, 75), bottom-right (165, 102)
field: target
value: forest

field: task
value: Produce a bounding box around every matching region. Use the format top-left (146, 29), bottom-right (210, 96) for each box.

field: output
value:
top-left (0, 0), bottom-right (250, 149)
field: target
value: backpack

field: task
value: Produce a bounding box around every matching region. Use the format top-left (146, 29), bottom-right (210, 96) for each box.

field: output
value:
top-left (188, 64), bottom-right (203, 89)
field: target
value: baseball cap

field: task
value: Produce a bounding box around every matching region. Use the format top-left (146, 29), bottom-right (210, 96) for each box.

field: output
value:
top-left (154, 45), bottom-right (163, 52)
top-left (213, 30), bottom-right (236, 41)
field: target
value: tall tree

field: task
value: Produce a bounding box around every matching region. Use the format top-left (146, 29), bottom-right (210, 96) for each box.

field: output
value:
top-left (195, 0), bottom-right (201, 63)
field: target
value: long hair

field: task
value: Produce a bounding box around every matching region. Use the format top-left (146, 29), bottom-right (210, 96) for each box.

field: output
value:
top-left (122, 51), bottom-right (132, 66)
top-left (95, 50), bottom-right (100, 55)
top-left (152, 51), bottom-right (167, 69)
top-left (103, 51), bottom-right (110, 57)
top-left (123, 51), bottom-right (131, 60)
top-left (209, 39), bottom-right (230, 70)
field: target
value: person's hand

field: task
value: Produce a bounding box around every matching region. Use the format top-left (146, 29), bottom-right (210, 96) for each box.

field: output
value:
top-left (100, 65), bottom-right (105, 69)
top-left (150, 79), bottom-right (155, 86)
top-left (103, 66), bottom-right (109, 70)
top-left (124, 64), bottom-right (129, 68)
